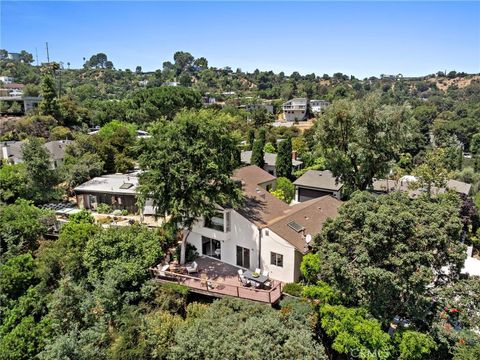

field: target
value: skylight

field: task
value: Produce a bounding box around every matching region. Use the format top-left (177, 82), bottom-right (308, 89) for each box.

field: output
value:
top-left (287, 221), bottom-right (304, 233)
top-left (119, 182), bottom-right (134, 189)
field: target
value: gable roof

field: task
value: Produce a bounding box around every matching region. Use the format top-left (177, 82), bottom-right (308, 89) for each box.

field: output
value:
top-left (44, 140), bottom-right (73, 161)
top-left (293, 170), bottom-right (343, 191)
top-left (268, 196), bottom-right (342, 253)
top-left (372, 178), bottom-right (472, 196)
top-left (446, 179), bottom-right (472, 195)
top-left (241, 151), bottom-right (303, 167)
top-left (232, 165), bottom-right (290, 227)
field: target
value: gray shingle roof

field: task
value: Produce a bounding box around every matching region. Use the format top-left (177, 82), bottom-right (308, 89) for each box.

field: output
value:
top-left (293, 170), bottom-right (343, 191)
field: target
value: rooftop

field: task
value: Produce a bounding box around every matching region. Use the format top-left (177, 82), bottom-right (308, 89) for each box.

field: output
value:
top-left (372, 177), bottom-right (472, 196)
top-left (233, 165), bottom-right (290, 227)
top-left (293, 170), bottom-right (343, 191)
top-left (74, 173), bottom-right (139, 195)
top-left (268, 196), bottom-right (342, 252)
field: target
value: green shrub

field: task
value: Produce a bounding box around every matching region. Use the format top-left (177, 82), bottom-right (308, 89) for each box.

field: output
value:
top-left (96, 203), bottom-right (112, 214)
top-left (283, 283), bottom-right (304, 297)
top-left (300, 253), bottom-right (322, 283)
top-left (302, 281), bottom-right (339, 304)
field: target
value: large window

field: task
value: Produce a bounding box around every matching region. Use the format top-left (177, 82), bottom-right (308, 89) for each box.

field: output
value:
top-left (236, 246), bottom-right (250, 269)
top-left (202, 236), bottom-right (221, 259)
top-left (270, 252), bottom-right (283, 267)
top-left (204, 211), bottom-right (225, 232)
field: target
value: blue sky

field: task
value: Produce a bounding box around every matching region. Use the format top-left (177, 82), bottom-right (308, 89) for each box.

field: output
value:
top-left (1, 1), bottom-right (479, 78)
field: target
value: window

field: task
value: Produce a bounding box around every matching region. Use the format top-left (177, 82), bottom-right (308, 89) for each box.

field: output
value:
top-left (204, 211), bottom-right (225, 232)
top-left (202, 236), bottom-right (221, 259)
top-left (270, 252), bottom-right (283, 267)
top-left (225, 211), bottom-right (231, 232)
top-left (236, 246), bottom-right (250, 268)
top-left (264, 229), bottom-right (269, 236)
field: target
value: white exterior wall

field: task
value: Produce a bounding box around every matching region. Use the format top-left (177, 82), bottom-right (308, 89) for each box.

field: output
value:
top-left (188, 209), bottom-right (260, 271)
top-left (284, 109), bottom-right (307, 122)
top-left (260, 228), bottom-right (299, 283)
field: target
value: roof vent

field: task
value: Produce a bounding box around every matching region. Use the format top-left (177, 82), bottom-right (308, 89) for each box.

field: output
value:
top-left (120, 182), bottom-right (134, 189)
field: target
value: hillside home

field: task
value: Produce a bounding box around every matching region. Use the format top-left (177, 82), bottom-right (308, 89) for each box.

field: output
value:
top-left (0, 76), bottom-right (14, 84)
top-left (240, 150), bottom-right (303, 177)
top-left (293, 170), bottom-right (343, 202)
top-left (282, 98), bottom-right (308, 121)
top-left (187, 165), bottom-right (342, 283)
top-left (1, 140), bottom-right (72, 169)
top-left (74, 173), bottom-right (140, 213)
top-left (310, 99), bottom-right (330, 113)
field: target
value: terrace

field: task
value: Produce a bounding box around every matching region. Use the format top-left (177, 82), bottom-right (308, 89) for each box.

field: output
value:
top-left (149, 256), bottom-right (283, 305)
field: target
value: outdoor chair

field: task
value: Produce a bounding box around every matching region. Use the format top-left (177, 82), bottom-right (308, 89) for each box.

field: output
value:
top-left (255, 268), bottom-right (261, 274)
top-left (237, 269), bottom-right (244, 281)
top-left (186, 261), bottom-right (198, 274)
top-left (262, 270), bottom-right (269, 277)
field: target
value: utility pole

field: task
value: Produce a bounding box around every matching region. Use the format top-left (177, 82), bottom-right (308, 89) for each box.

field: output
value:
top-left (45, 42), bottom-right (50, 63)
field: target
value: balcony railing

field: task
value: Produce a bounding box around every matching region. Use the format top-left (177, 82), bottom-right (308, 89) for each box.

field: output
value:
top-left (149, 268), bottom-right (283, 304)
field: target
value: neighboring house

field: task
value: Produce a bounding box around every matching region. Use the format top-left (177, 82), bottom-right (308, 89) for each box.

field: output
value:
top-left (74, 174), bottom-right (140, 213)
top-left (187, 165), bottom-right (342, 283)
top-left (240, 150), bottom-right (303, 177)
top-left (371, 175), bottom-right (472, 197)
top-left (283, 98), bottom-right (308, 121)
top-left (310, 99), bottom-right (330, 113)
top-left (0, 140), bottom-right (72, 169)
top-left (0, 76), bottom-right (14, 84)
top-left (7, 53), bottom-right (21, 61)
top-left (293, 170), bottom-right (343, 202)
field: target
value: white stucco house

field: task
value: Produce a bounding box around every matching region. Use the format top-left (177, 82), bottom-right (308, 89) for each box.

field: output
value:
top-left (282, 98), bottom-right (308, 122)
top-left (310, 99), bottom-right (330, 113)
top-left (187, 165), bottom-right (342, 283)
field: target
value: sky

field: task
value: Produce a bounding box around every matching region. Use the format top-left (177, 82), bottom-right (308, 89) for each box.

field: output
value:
top-left (1, 1), bottom-right (479, 78)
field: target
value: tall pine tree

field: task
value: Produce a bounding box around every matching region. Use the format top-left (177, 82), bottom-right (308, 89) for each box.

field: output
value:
top-left (39, 73), bottom-right (59, 118)
top-left (276, 137), bottom-right (292, 178)
top-left (251, 139), bottom-right (265, 169)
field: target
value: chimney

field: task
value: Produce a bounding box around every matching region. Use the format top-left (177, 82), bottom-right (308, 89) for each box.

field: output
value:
top-left (291, 151), bottom-right (297, 161)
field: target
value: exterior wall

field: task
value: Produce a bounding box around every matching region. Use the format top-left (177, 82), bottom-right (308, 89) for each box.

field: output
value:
top-left (189, 208), bottom-right (300, 283)
top-left (189, 209), bottom-right (260, 271)
top-left (76, 192), bottom-right (138, 213)
top-left (295, 186), bottom-right (342, 202)
top-left (284, 109), bottom-right (307, 122)
top-left (258, 179), bottom-right (276, 191)
top-left (261, 228), bottom-right (299, 283)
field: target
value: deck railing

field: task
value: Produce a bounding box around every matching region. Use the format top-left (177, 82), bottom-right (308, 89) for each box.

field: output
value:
top-left (149, 267), bottom-right (283, 304)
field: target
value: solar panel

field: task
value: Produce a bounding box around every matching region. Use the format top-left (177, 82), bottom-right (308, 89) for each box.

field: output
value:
top-left (287, 221), bottom-right (304, 233)
top-left (119, 182), bottom-right (134, 189)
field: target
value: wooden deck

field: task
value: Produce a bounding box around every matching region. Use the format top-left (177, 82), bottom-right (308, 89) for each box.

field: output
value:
top-left (149, 256), bottom-right (283, 304)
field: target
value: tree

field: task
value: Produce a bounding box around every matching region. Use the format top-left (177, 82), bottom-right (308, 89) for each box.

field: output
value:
top-left (0, 253), bottom-right (36, 307)
top-left (270, 177), bottom-right (294, 203)
top-left (173, 51), bottom-right (194, 73)
top-left (250, 108), bottom-right (272, 128)
top-left (127, 86), bottom-right (202, 123)
top-left (39, 73), bottom-right (59, 118)
top-left (263, 142), bottom-right (275, 153)
top-left (135, 66), bottom-right (142, 74)
top-left (316, 94), bottom-right (414, 192)
top-left (251, 139), bottom-right (265, 169)
top-left (0, 200), bottom-right (53, 257)
top-left (412, 147), bottom-right (451, 198)
top-left (470, 133), bottom-right (480, 172)
top-left (21, 138), bottom-right (59, 203)
top-left (312, 191), bottom-right (466, 325)
top-left (319, 304), bottom-right (392, 359)
top-left (137, 109), bottom-right (242, 264)
top-left (171, 298), bottom-right (327, 360)
top-left (276, 137), bottom-right (292, 178)
top-left (0, 163), bottom-right (28, 203)
top-left (247, 128), bottom-right (255, 151)
top-left (396, 331), bottom-right (436, 360)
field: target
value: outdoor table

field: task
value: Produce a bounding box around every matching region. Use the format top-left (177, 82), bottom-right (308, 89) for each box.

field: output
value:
top-left (243, 270), bottom-right (269, 287)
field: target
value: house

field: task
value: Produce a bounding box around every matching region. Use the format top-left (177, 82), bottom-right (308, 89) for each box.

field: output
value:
top-left (283, 98), bottom-right (308, 121)
top-left (240, 150), bottom-right (303, 176)
top-left (74, 173), bottom-right (140, 213)
top-left (309, 99), bottom-right (330, 113)
top-left (0, 76), bottom-right (14, 84)
top-left (371, 176), bottom-right (472, 197)
top-left (293, 170), bottom-right (343, 202)
top-left (187, 165), bottom-right (342, 283)
top-left (0, 140), bottom-right (72, 169)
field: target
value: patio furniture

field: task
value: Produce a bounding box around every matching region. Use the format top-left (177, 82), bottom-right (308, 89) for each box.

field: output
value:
top-left (243, 270), bottom-right (269, 288)
top-left (186, 261), bottom-right (198, 274)
top-left (158, 264), bottom-right (170, 276)
top-left (237, 269), bottom-right (244, 281)
top-left (262, 270), bottom-right (269, 277)
top-left (255, 268), bottom-right (261, 274)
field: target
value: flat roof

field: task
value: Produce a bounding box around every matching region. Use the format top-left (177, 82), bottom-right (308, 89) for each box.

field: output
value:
top-left (74, 174), bottom-right (139, 195)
